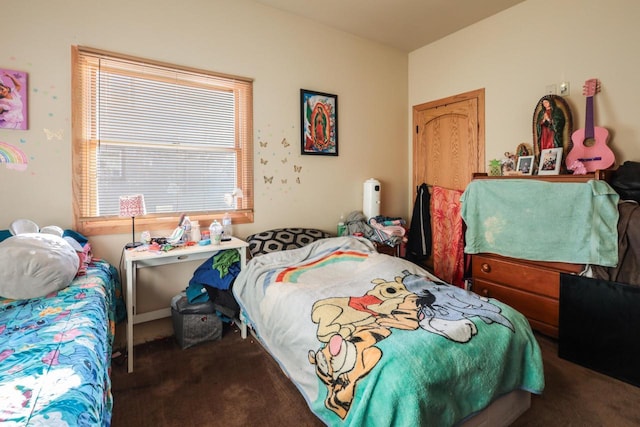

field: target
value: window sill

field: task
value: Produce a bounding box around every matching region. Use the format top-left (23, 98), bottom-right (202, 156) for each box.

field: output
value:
top-left (76, 211), bottom-right (254, 236)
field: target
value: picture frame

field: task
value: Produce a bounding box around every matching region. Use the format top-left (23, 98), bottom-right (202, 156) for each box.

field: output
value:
top-left (516, 155), bottom-right (534, 175)
top-left (538, 147), bottom-right (563, 175)
top-left (300, 89), bottom-right (338, 156)
top-left (0, 68), bottom-right (28, 130)
top-left (532, 95), bottom-right (572, 173)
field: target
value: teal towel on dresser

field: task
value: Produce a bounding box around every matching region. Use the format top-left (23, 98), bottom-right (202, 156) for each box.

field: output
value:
top-left (460, 179), bottom-right (620, 267)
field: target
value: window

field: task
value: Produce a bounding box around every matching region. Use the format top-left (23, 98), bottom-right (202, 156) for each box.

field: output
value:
top-left (72, 46), bottom-right (253, 235)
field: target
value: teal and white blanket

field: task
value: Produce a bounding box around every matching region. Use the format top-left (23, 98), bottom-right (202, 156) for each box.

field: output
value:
top-left (233, 236), bottom-right (544, 426)
top-left (461, 179), bottom-right (619, 266)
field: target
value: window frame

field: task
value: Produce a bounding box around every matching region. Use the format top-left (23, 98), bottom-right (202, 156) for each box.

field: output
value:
top-left (71, 46), bottom-right (254, 236)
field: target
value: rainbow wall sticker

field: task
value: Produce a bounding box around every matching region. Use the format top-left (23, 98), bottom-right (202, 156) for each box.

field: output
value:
top-left (0, 141), bottom-right (28, 171)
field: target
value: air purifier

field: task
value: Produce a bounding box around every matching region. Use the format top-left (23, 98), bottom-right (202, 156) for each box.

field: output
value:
top-left (363, 178), bottom-right (381, 219)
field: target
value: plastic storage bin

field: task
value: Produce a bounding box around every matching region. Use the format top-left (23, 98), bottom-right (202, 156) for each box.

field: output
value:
top-left (171, 292), bottom-right (222, 349)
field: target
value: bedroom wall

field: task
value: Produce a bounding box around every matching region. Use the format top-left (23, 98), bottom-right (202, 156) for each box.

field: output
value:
top-left (408, 0), bottom-right (639, 185)
top-left (0, 0), bottom-right (409, 247)
top-left (0, 0), bottom-right (408, 344)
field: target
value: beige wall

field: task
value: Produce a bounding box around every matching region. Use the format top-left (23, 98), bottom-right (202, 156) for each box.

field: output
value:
top-left (1, 0), bottom-right (409, 251)
top-left (0, 0), bottom-right (408, 344)
top-left (409, 0), bottom-right (639, 196)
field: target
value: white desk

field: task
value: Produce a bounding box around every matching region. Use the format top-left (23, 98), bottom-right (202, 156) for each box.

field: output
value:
top-left (124, 237), bottom-right (248, 373)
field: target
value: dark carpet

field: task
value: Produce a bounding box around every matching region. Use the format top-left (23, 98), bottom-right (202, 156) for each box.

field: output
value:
top-left (111, 326), bottom-right (640, 426)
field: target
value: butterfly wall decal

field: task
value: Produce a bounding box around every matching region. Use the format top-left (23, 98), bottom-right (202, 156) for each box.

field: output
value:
top-left (281, 138), bottom-right (290, 147)
top-left (293, 165), bottom-right (302, 173)
top-left (43, 128), bottom-right (63, 140)
top-left (260, 158), bottom-right (268, 165)
top-left (259, 141), bottom-right (268, 148)
top-left (264, 176), bottom-right (273, 184)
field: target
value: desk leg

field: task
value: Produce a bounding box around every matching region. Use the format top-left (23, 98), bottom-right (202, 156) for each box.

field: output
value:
top-left (126, 258), bottom-right (134, 373)
top-left (239, 248), bottom-right (247, 339)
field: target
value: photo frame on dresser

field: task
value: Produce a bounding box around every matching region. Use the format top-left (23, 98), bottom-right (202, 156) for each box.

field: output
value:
top-left (538, 147), bottom-right (563, 175)
top-left (516, 155), bottom-right (534, 175)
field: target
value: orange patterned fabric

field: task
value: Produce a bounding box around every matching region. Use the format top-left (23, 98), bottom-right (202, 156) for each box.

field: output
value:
top-left (431, 186), bottom-right (465, 288)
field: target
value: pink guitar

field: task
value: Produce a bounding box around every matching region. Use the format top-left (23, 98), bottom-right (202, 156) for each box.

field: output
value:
top-left (566, 79), bottom-right (615, 172)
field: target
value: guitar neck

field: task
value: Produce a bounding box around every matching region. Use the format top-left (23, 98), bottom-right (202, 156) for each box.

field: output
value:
top-left (585, 96), bottom-right (594, 140)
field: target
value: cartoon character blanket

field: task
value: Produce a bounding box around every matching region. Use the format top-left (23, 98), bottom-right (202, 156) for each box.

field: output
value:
top-left (233, 236), bottom-right (544, 426)
top-left (0, 260), bottom-right (121, 426)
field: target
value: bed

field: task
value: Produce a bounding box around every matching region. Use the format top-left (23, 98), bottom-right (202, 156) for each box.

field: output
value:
top-left (0, 234), bottom-right (122, 426)
top-left (234, 232), bottom-right (544, 427)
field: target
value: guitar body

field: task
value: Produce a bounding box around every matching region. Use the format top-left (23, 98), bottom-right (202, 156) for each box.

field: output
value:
top-left (567, 126), bottom-right (614, 172)
top-left (566, 79), bottom-right (615, 172)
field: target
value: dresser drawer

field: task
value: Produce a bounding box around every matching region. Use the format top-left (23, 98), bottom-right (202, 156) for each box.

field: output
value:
top-left (473, 278), bottom-right (559, 332)
top-left (472, 254), bottom-right (565, 299)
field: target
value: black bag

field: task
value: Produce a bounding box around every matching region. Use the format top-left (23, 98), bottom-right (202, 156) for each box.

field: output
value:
top-left (611, 161), bottom-right (640, 203)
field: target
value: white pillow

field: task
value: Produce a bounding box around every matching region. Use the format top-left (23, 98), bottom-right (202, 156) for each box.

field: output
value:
top-left (0, 233), bottom-right (80, 300)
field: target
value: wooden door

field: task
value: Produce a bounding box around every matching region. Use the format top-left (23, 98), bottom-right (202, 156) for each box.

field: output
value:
top-left (413, 89), bottom-right (485, 193)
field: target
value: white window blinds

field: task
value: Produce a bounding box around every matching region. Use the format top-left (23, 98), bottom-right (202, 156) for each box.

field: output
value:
top-left (72, 46), bottom-right (253, 234)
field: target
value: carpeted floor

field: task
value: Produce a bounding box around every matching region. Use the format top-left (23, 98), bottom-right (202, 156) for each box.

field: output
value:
top-left (111, 325), bottom-right (640, 426)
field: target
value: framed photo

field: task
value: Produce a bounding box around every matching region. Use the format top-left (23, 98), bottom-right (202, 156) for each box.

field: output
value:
top-left (532, 95), bottom-right (572, 173)
top-left (516, 155), bottom-right (534, 175)
top-left (300, 89), bottom-right (338, 156)
top-left (0, 69), bottom-right (28, 130)
top-left (538, 147), bottom-right (563, 175)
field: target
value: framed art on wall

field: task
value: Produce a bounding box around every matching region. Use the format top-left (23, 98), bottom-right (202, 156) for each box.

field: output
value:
top-left (538, 147), bottom-right (563, 175)
top-left (300, 89), bottom-right (338, 156)
top-left (0, 69), bottom-right (28, 130)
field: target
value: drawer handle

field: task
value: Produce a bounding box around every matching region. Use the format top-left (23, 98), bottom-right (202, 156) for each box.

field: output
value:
top-left (481, 263), bottom-right (491, 273)
top-left (482, 288), bottom-right (490, 297)
top-left (177, 255), bottom-right (189, 260)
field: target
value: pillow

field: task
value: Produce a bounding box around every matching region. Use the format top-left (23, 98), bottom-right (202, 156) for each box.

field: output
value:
top-left (9, 218), bottom-right (39, 235)
top-left (0, 233), bottom-right (80, 300)
top-left (246, 228), bottom-right (332, 258)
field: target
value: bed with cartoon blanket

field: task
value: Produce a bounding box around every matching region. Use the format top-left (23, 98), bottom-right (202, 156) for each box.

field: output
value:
top-left (233, 236), bottom-right (544, 426)
top-left (0, 260), bottom-right (121, 426)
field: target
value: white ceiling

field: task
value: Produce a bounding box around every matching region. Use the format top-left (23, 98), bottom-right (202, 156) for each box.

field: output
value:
top-left (252, 0), bottom-right (526, 52)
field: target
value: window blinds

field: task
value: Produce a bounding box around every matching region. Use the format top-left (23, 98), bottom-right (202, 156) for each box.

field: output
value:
top-left (72, 46), bottom-right (253, 224)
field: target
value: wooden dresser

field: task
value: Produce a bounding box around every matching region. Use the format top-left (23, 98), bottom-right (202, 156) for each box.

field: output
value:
top-left (469, 171), bottom-right (612, 338)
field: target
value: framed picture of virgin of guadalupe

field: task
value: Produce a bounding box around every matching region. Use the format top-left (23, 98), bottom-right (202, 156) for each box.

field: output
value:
top-left (300, 89), bottom-right (338, 156)
top-left (532, 94), bottom-right (572, 173)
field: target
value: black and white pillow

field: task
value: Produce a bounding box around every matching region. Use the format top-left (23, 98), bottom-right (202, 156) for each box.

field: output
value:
top-left (246, 228), bottom-right (332, 258)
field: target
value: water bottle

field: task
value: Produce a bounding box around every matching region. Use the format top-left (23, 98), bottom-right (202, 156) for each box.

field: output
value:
top-left (222, 212), bottom-right (232, 241)
top-left (191, 221), bottom-right (201, 242)
top-left (337, 214), bottom-right (346, 236)
top-left (182, 216), bottom-right (192, 242)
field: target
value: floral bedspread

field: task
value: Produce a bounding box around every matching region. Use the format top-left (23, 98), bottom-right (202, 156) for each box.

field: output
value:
top-left (0, 260), bottom-right (122, 426)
